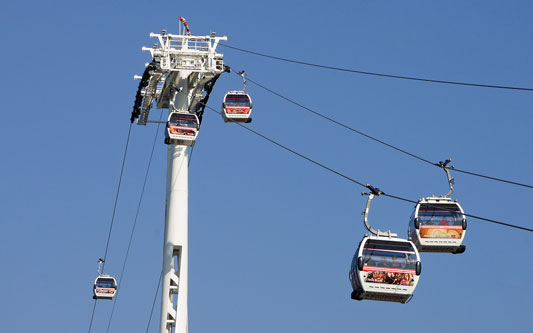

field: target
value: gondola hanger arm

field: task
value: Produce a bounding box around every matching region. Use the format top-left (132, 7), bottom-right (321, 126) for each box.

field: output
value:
top-left (436, 158), bottom-right (455, 197)
top-left (361, 185), bottom-right (397, 238)
top-left (97, 258), bottom-right (105, 277)
top-left (238, 70), bottom-right (247, 91)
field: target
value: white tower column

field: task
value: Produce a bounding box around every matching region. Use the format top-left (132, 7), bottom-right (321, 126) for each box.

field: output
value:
top-left (134, 25), bottom-right (227, 333)
top-left (161, 73), bottom-right (190, 333)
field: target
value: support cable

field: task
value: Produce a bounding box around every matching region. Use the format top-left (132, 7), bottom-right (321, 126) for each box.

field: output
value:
top-left (220, 43), bottom-right (533, 92)
top-left (102, 123), bottom-right (133, 269)
top-left (451, 167), bottom-right (533, 189)
top-left (146, 272), bottom-right (163, 333)
top-left (88, 301), bottom-right (97, 333)
top-left (88, 122), bottom-right (133, 333)
top-left (188, 145), bottom-right (195, 167)
top-left (213, 103), bottom-right (365, 187)
top-left (204, 104), bottom-right (533, 233)
top-left (106, 110), bottom-right (164, 332)
top-left (380, 192), bottom-right (533, 232)
top-left (243, 71), bottom-right (435, 166)
top-left (225, 67), bottom-right (533, 190)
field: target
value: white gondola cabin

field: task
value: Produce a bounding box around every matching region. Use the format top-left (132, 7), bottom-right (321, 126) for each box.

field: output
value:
top-left (349, 188), bottom-right (422, 303)
top-left (408, 197), bottom-right (467, 254)
top-left (93, 275), bottom-right (117, 300)
top-left (165, 112), bottom-right (199, 146)
top-left (349, 235), bottom-right (421, 303)
top-left (222, 91), bottom-right (252, 123)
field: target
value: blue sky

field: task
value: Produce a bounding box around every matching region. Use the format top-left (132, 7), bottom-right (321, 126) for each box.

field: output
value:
top-left (2, 1), bottom-right (533, 332)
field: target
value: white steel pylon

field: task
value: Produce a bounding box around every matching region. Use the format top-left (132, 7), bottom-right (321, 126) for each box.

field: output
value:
top-left (132, 20), bottom-right (227, 333)
top-left (162, 73), bottom-right (190, 333)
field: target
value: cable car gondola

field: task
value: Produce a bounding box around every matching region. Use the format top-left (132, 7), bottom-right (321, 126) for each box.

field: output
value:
top-left (350, 235), bottom-right (421, 303)
top-left (93, 276), bottom-right (117, 300)
top-left (409, 197), bottom-right (466, 253)
top-left (222, 91), bottom-right (252, 123)
top-left (222, 70), bottom-right (252, 123)
top-left (408, 160), bottom-right (467, 254)
top-left (164, 111), bottom-right (199, 146)
top-left (93, 259), bottom-right (117, 300)
top-left (349, 187), bottom-right (421, 304)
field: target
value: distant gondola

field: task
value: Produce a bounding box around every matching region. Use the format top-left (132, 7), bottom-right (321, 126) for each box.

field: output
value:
top-left (93, 259), bottom-right (117, 300)
top-left (408, 159), bottom-right (467, 254)
top-left (221, 91), bottom-right (252, 123)
top-left (93, 275), bottom-right (117, 300)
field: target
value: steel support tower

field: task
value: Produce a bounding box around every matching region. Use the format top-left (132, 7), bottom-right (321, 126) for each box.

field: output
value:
top-left (133, 21), bottom-right (227, 333)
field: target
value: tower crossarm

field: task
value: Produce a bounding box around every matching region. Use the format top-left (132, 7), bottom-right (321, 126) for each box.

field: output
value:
top-left (142, 32), bottom-right (227, 73)
top-left (132, 32), bottom-right (227, 125)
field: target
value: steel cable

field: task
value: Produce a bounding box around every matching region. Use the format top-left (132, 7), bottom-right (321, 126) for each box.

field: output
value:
top-left (221, 43), bottom-right (533, 92)
top-left (89, 122), bottom-right (133, 332)
top-left (146, 272), bottom-right (163, 333)
top-left (106, 110), bottom-right (164, 332)
top-left (225, 66), bottom-right (533, 190)
top-left (206, 104), bottom-right (533, 233)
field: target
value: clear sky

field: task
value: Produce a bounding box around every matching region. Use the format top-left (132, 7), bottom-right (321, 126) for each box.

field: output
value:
top-left (2, 1), bottom-right (533, 332)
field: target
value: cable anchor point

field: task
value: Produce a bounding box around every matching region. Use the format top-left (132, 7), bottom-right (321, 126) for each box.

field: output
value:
top-left (361, 184), bottom-right (383, 196)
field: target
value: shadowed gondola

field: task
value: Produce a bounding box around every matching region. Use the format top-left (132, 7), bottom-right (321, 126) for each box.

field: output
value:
top-left (164, 112), bottom-right (199, 146)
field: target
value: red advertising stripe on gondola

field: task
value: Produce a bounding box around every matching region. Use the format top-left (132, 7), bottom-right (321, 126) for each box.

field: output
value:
top-left (363, 266), bottom-right (416, 274)
top-left (363, 247), bottom-right (416, 254)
